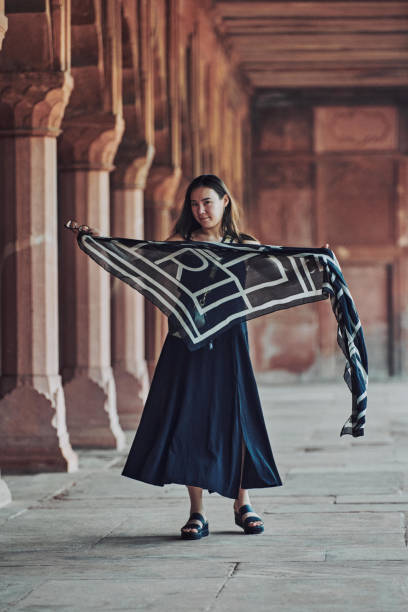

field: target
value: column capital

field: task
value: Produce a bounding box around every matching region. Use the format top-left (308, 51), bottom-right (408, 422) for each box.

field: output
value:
top-left (144, 165), bottom-right (182, 208)
top-left (112, 141), bottom-right (155, 190)
top-left (0, 71), bottom-right (73, 136)
top-left (59, 112), bottom-right (125, 171)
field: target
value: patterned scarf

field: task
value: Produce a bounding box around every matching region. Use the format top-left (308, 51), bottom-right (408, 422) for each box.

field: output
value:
top-left (75, 231), bottom-right (368, 438)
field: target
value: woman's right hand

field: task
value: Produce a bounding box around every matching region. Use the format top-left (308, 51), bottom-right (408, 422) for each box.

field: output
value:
top-left (64, 220), bottom-right (100, 236)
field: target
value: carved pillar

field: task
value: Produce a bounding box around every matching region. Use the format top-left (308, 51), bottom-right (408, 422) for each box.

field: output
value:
top-left (0, 0), bottom-right (10, 504)
top-left (142, 0), bottom-right (182, 376)
top-left (0, 0), bottom-right (7, 50)
top-left (397, 157), bottom-right (408, 375)
top-left (0, 72), bottom-right (78, 473)
top-left (110, 145), bottom-right (154, 428)
top-left (0, 469), bottom-right (11, 507)
top-left (144, 165), bottom-right (182, 377)
top-left (58, 114), bottom-right (126, 449)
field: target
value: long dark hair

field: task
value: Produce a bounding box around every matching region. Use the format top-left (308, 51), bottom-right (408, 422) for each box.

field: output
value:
top-left (170, 174), bottom-right (255, 242)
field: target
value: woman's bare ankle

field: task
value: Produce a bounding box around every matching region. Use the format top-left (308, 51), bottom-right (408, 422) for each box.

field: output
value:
top-left (190, 506), bottom-right (205, 517)
top-left (234, 488), bottom-right (250, 511)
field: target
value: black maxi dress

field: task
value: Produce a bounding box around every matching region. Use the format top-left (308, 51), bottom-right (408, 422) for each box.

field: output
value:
top-left (121, 234), bottom-right (283, 499)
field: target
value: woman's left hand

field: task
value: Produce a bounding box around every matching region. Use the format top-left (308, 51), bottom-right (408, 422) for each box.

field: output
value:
top-left (321, 242), bottom-right (330, 249)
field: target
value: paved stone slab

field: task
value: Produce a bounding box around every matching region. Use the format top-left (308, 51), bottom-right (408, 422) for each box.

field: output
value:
top-left (309, 427), bottom-right (394, 445)
top-left (10, 578), bottom-right (224, 612)
top-left (324, 547), bottom-right (408, 561)
top-left (212, 574), bottom-right (408, 612)
top-left (2, 473), bottom-right (79, 503)
top-left (283, 470), bottom-right (404, 495)
top-left (0, 577), bottom-right (43, 612)
top-left (236, 560), bottom-right (408, 578)
top-left (336, 494), bottom-right (408, 504)
top-left (261, 510), bottom-right (404, 533)
top-left (276, 446), bottom-right (398, 466)
top-left (1, 559), bottom-right (235, 580)
top-left (263, 503), bottom-right (408, 513)
top-left (0, 561), bottom-right (235, 611)
top-left (1, 382), bottom-right (408, 611)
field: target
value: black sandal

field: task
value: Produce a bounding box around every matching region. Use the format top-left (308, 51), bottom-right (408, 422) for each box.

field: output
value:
top-left (234, 504), bottom-right (264, 535)
top-left (180, 512), bottom-right (209, 540)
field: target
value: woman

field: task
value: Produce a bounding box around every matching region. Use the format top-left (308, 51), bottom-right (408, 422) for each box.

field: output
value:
top-left (120, 174), bottom-right (283, 539)
top-left (67, 174), bottom-right (284, 539)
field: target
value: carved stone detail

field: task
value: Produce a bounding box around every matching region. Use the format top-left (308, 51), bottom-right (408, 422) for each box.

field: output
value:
top-left (0, 374), bottom-right (78, 473)
top-left (63, 367), bottom-right (126, 450)
top-left (0, 72), bottom-right (73, 133)
top-left (144, 164), bottom-right (182, 207)
top-left (59, 113), bottom-right (125, 170)
top-left (113, 141), bottom-right (155, 189)
top-left (315, 106), bottom-right (398, 152)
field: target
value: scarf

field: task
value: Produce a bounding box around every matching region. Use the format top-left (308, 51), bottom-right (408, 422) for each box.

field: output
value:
top-left (75, 231), bottom-right (368, 439)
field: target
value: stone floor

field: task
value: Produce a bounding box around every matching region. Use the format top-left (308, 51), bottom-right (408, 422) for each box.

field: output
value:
top-left (1, 381), bottom-right (408, 611)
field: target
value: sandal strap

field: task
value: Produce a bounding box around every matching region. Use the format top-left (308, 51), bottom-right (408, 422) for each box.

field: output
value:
top-left (238, 504), bottom-right (253, 515)
top-left (182, 513), bottom-right (207, 530)
top-left (182, 523), bottom-right (201, 530)
top-left (189, 512), bottom-right (206, 524)
top-left (243, 515), bottom-right (263, 526)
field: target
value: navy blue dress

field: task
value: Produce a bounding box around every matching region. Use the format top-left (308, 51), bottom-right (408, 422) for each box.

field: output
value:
top-left (121, 235), bottom-right (283, 499)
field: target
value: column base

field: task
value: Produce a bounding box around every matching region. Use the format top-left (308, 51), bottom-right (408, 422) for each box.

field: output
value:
top-left (63, 367), bottom-right (126, 449)
top-left (113, 363), bottom-right (149, 430)
top-left (0, 376), bottom-right (78, 474)
top-left (146, 359), bottom-right (156, 382)
top-left (0, 475), bottom-right (12, 508)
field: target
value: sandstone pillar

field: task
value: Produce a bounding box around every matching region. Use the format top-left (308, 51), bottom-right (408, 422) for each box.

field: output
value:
top-left (0, 0), bottom-right (7, 50)
top-left (0, 469), bottom-right (11, 507)
top-left (58, 115), bottom-right (126, 449)
top-left (110, 146), bottom-right (154, 429)
top-left (0, 0), bottom-right (11, 504)
top-left (144, 165), bottom-right (182, 377)
top-left (0, 72), bottom-right (78, 473)
top-left (397, 157), bottom-right (408, 375)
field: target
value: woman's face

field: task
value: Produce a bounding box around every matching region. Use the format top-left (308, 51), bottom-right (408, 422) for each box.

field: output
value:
top-left (190, 186), bottom-right (228, 231)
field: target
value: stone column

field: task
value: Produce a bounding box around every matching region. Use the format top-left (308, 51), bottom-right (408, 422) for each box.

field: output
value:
top-left (0, 72), bottom-right (78, 473)
top-left (397, 157), bottom-right (408, 375)
top-left (144, 165), bottom-right (181, 377)
top-left (0, 0), bottom-right (11, 504)
top-left (110, 146), bottom-right (154, 429)
top-left (0, 0), bottom-right (7, 50)
top-left (58, 114), bottom-right (126, 449)
top-left (0, 469), bottom-right (11, 507)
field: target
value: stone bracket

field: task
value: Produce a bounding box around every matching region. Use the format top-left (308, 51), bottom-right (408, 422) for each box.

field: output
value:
top-left (0, 71), bottom-right (73, 133)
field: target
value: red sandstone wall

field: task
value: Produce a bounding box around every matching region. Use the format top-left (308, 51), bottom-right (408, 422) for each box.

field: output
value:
top-left (249, 98), bottom-right (408, 381)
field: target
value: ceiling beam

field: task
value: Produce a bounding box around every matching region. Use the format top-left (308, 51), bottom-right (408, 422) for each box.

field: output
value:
top-left (215, 2), bottom-right (408, 19)
top-left (221, 18), bottom-right (408, 34)
top-left (229, 33), bottom-right (408, 51)
top-left (250, 67), bottom-right (408, 88)
top-left (213, 1), bottom-right (408, 89)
